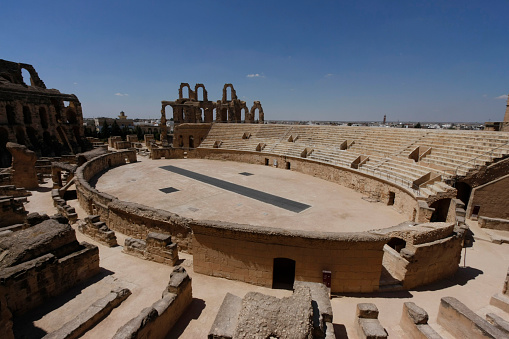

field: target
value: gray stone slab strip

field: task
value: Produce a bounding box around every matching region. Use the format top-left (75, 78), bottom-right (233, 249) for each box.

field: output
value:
top-left (160, 165), bottom-right (311, 212)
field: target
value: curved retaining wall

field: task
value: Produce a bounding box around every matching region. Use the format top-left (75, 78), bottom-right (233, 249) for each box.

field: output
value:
top-left (75, 150), bottom-right (464, 293)
top-left (75, 151), bottom-right (193, 252)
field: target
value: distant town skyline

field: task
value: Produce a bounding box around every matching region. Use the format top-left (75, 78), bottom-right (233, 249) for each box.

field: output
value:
top-left (2, 1), bottom-right (508, 122)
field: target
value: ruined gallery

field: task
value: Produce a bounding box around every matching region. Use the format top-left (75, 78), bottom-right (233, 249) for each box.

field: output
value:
top-left (2, 62), bottom-right (509, 339)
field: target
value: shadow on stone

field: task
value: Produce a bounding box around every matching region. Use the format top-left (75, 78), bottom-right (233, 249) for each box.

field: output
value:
top-left (12, 267), bottom-right (114, 338)
top-left (166, 298), bottom-right (205, 338)
top-left (333, 323), bottom-right (348, 339)
top-left (414, 266), bottom-right (483, 291)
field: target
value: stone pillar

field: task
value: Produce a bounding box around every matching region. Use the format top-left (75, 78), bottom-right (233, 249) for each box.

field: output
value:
top-left (504, 94), bottom-right (509, 123)
top-left (6, 142), bottom-right (38, 189)
top-left (160, 105), bottom-right (168, 145)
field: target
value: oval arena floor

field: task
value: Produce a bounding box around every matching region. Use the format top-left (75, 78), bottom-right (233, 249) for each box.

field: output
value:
top-left (95, 157), bottom-right (407, 233)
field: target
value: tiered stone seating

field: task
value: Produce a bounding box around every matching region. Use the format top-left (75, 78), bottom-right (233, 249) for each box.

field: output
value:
top-left (199, 124), bottom-right (509, 198)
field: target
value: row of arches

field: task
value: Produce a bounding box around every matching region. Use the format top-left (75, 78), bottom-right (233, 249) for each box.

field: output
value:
top-left (3, 103), bottom-right (79, 127)
top-left (178, 83), bottom-right (239, 102)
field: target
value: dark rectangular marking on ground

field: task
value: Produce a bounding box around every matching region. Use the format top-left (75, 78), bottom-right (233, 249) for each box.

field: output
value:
top-left (239, 172), bottom-right (254, 176)
top-left (159, 187), bottom-right (180, 194)
top-left (160, 165), bottom-right (310, 213)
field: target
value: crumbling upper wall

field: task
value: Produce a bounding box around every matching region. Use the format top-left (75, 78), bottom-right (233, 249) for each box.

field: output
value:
top-left (0, 59), bottom-right (89, 167)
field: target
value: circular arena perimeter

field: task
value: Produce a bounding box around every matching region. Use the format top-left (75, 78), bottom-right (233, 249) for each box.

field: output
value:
top-left (95, 157), bottom-right (407, 233)
top-left (75, 150), bottom-right (465, 293)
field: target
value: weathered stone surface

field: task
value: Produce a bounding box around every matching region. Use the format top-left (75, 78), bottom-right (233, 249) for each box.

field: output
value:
top-left (294, 281), bottom-right (332, 338)
top-left (357, 318), bottom-right (388, 339)
top-left (208, 293), bottom-right (242, 339)
top-left (43, 288), bottom-right (131, 339)
top-left (438, 296), bottom-right (506, 339)
top-left (0, 219), bottom-right (78, 268)
top-left (233, 285), bottom-right (313, 339)
top-left (404, 302), bottom-right (429, 325)
top-left (6, 142), bottom-right (38, 189)
top-left (26, 212), bottom-right (49, 226)
top-left (486, 313), bottom-right (509, 335)
top-left (77, 215), bottom-right (118, 247)
top-left (113, 266), bottom-right (192, 339)
top-left (357, 303), bottom-right (379, 319)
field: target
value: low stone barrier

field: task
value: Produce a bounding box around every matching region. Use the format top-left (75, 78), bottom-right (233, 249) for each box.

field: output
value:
top-left (43, 288), bottom-right (131, 339)
top-left (437, 296), bottom-right (506, 339)
top-left (355, 303), bottom-right (387, 339)
top-left (112, 266), bottom-right (192, 339)
top-left (123, 232), bottom-right (178, 265)
top-left (52, 189), bottom-right (78, 223)
top-left (479, 216), bottom-right (509, 232)
top-left (77, 215), bottom-right (118, 247)
top-left (400, 302), bottom-right (442, 339)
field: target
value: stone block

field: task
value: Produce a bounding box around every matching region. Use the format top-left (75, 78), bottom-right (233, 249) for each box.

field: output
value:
top-left (208, 293), bottom-right (242, 339)
top-left (357, 303), bottom-right (379, 319)
top-left (438, 296), bottom-right (505, 339)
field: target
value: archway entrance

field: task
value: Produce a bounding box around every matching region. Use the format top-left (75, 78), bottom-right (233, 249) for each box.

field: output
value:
top-left (272, 258), bottom-right (295, 290)
top-left (430, 198), bottom-right (451, 222)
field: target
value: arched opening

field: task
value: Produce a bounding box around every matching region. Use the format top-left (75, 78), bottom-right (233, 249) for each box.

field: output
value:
top-left (387, 237), bottom-right (406, 252)
top-left (189, 135), bottom-right (194, 148)
top-left (66, 109), bottom-right (77, 124)
top-left (21, 68), bottom-right (32, 86)
top-left (0, 127), bottom-right (11, 168)
top-left (387, 191), bottom-right (395, 206)
top-left (226, 87), bottom-right (232, 101)
top-left (286, 161), bottom-right (291, 170)
top-left (26, 127), bottom-right (40, 149)
top-left (430, 198), bottom-right (452, 222)
top-left (455, 181), bottom-right (472, 206)
top-left (196, 86), bottom-right (206, 101)
top-left (179, 135), bottom-right (183, 147)
top-left (181, 85), bottom-right (190, 99)
top-left (15, 127), bottom-right (26, 145)
top-left (6, 105), bottom-right (16, 124)
top-left (272, 258), bottom-right (295, 290)
top-left (23, 106), bottom-right (32, 124)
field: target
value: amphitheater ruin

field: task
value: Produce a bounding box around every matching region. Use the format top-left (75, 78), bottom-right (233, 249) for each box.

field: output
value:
top-left (1, 70), bottom-right (509, 338)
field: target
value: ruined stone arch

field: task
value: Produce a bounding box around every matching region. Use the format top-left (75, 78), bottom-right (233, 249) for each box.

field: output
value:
top-left (23, 105), bottom-right (32, 124)
top-left (222, 83), bottom-right (237, 101)
top-left (195, 83), bottom-right (208, 101)
top-left (6, 104), bottom-right (16, 124)
top-left (66, 108), bottom-right (78, 124)
top-left (250, 101), bottom-right (264, 123)
top-left (39, 107), bottom-right (49, 129)
top-left (15, 126), bottom-right (26, 145)
top-left (179, 83), bottom-right (193, 99)
top-left (242, 106), bottom-right (249, 122)
top-left (0, 127), bottom-right (11, 167)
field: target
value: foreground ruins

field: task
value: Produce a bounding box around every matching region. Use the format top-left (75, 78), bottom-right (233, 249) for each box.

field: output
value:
top-left (1, 74), bottom-right (509, 337)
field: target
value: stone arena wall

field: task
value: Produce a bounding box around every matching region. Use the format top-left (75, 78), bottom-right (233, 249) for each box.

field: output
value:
top-left (75, 149), bottom-right (465, 292)
top-left (75, 150), bottom-right (193, 253)
top-left (192, 221), bottom-right (388, 293)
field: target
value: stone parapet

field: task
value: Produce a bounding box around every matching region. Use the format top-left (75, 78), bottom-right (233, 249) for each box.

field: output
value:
top-left (112, 266), bottom-right (192, 339)
top-left (123, 232), bottom-right (178, 266)
top-left (77, 215), bottom-right (118, 247)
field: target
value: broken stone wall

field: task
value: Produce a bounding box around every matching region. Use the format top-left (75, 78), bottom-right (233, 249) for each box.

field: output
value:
top-left (0, 59), bottom-right (88, 167)
top-left (0, 219), bottom-right (100, 315)
top-left (467, 173), bottom-right (509, 220)
top-left (112, 266), bottom-right (192, 339)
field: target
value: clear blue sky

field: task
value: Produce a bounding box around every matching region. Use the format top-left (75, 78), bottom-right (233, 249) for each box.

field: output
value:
top-left (2, 0), bottom-right (508, 122)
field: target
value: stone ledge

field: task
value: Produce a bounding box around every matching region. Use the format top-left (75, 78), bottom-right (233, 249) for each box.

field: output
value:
top-left (438, 296), bottom-right (506, 339)
top-left (42, 288), bottom-right (131, 339)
